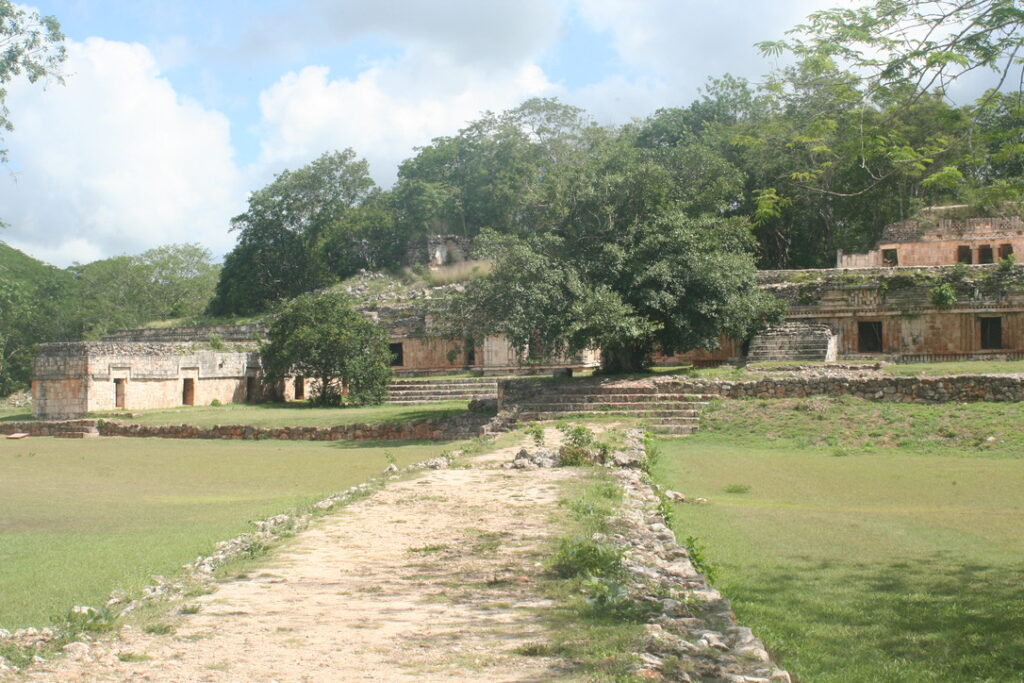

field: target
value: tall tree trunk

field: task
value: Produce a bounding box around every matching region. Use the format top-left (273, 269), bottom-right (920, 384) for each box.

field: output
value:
top-left (599, 342), bottom-right (653, 374)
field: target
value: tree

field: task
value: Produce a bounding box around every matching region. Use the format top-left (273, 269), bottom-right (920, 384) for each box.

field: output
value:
top-left (445, 125), bottom-right (783, 374)
top-left (260, 292), bottom-right (392, 406)
top-left (0, 2), bottom-right (65, 164)
top-left (208, 150), bottom-right (378, 315)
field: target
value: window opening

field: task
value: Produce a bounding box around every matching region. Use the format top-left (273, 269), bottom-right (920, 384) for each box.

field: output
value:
top-left (956, 245), bottom-right (972, 264)
top-left (999, 244), bottom-right (1014, 260)
top-left (981, 317), bottom-right (1002, 350)
top-left (114, 378), bottom-right (126, 408)
top-left (857, 321), bottom-right (883, 353)
top-left (978, 245), bottom-right (994, 264)
top-left (389, 343), bottom-right (404, 367)
top-left (182, 378), bottom-right (195, 406)
top-left (881, 249), bottom-right (899, 267)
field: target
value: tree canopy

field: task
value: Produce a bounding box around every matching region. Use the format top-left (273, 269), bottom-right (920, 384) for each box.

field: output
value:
top-left (260, 292), bottom-right (392, 406)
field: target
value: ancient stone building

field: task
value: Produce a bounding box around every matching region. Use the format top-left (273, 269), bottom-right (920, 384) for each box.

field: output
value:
top-left (33, 340), bottom-right (262, 420)
top-left (837, 215), bottom-right (1024, 268)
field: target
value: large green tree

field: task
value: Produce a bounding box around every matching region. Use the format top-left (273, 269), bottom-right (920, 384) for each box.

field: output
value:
top-left (261, 292), bottom-right (392, 406)
top-left (446, 125), bottom-right (783, 373)
top-left (209, 150), bottom-right (378, 315)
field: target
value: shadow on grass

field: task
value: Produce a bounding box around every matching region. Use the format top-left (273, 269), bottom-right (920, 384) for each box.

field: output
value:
top-left (0, 412), bottom-right (32, 422)
top-left (727, 556), bottom-right (1024, 682)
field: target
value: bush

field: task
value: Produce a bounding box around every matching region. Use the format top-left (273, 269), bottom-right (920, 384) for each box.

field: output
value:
top-left (550, 536), bottom-right (623, 578)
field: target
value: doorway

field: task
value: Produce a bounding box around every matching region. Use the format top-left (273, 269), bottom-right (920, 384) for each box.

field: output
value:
top-left (182, 378), bottom-right (195, 406)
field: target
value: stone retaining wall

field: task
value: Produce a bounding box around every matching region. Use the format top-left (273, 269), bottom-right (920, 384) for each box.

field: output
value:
top-left (0, 412), bottom-right (491, 442)
top-left (498, 373), bottom-right (1024, 410)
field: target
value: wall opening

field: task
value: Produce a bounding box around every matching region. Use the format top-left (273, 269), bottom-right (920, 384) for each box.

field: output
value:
top-left (999, 243), bottom-right (1014, 260)
top-left (981, 317), bottom-right (1003, 350)
top-left (978, 245), bottom-right (994, 264)
top-left (294, 376), bottom-right (305, 400)
top-left (881, 248), bottom-right (899, 267)
top-left (857, 321), bottom-right (883, 353)
top-left (956, 245), bottom-right (972, 264)
top-left (182, 378), bottom-right (195, 406)
top-left (389, 342), bottom-right (404, 367)
top-left (464, 339), bottom-right (476, 366)
top-left (246, 376), bottom-right (257, 403)
top-left (114, 378), bottom-right (126, 409)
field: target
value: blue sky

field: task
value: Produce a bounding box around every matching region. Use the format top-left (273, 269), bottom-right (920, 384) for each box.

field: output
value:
top-left (0, 0), bottom-right (900, 265)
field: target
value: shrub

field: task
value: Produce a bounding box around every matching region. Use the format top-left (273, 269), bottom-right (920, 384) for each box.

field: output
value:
top-left (550, 536), bottom-right (623, 578)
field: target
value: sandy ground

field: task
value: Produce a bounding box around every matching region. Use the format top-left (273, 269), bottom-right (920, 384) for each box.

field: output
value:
top-left (17, 438), bottom-right (585, 682)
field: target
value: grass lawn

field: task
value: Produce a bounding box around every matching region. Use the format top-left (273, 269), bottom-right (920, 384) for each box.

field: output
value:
top-left (653, 398), bottom-right (1024, 682)
top-left (0, 436), bottom-right (466, 629)
top-left (0, 405), bottom-right (32, 421)
top-left (89, 400), bottom-right (471, 428)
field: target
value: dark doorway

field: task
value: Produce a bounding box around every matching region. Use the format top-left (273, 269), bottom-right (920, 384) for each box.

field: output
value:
top-left (981, 317), bottom-right (1003, 350)
top-left (956, 246), bottom-right (972, 264)
top-left (999, 244), bottom-right (1014, 260)
top-left (465, 339), bottom-right (476, 366)
top-left (182, 378), bottom-right (195, 406)
top-left (978, 245), bottom-right (994, 264)
top-left (857, 321), bottom-right (883, 353)
top-left (246, 376), bottom-right (257, 403)
top-left (114, 378), bottom-right (125, 408)
top-left (294, 376), bottom-right (305, 400)
top-left (882, 249), bottom-right (899, 267)
top-left (389, 343), bottom-right (404, 367)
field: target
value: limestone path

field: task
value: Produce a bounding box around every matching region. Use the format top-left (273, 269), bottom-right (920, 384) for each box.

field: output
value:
top-left (20, 442), bottom-right (585, 682)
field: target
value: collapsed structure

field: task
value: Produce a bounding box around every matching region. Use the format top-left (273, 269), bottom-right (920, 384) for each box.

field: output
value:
top-left (32, 217), bottom-right (1024, 419)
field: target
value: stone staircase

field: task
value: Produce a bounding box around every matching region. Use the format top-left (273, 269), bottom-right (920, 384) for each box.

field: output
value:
top-left (387, 377), bottom-right (499, 404)
top-left (746, 321), bottom-right (837, 362)
top-left (54, 422), bottom-right (100, 439)
top-left (511, 384), bottom-right (713, 437)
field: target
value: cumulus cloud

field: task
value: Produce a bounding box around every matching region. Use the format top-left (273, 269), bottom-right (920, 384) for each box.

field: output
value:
top-left (244, 0), bottom-right (568, 69)
top-left (0, 37), bottom-right (244, 266)
top-left (570, 0), bottom-right (835, 117)
top-left (254, 47), bottom-right (558, 186)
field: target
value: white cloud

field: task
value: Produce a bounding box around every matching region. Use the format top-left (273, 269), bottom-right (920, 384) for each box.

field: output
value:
top-left (0, 37), bottom-right (244, 266)
top-left (254, 47), bottom-right (558, 186)
top-left (572, 0), bottom-right (837, 111)
top-left (244, 0), bottom-right (568, 69)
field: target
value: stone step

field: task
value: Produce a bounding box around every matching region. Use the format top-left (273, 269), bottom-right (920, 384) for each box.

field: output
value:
top-left (649, 424), bottom-right (699, 436)
top-left (55, 427), bottom-right (99, 439)
top-left (387, 388), bottom-right (496, 397)
top-left (518, 411), bottom-right (703, 421)
top-left (516, 402), bottom-right (706, 413)
top-left (389, 379), bottom-right (499, 387)
top-left (516, 393), bottom-right (712, 404)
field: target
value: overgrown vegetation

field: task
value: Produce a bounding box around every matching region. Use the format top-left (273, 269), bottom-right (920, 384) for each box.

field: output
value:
top-left (515, 472), bottom-right (652, 678)
top-left (653, 397), bottom-right (1024, 682)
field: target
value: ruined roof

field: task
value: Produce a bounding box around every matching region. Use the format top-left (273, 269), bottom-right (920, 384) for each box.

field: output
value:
top-left (880, 216), bottom-right (1024, 244)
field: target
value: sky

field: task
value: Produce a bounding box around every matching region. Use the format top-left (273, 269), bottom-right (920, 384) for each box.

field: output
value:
top-left (0, 0), bottom-right (908, 266)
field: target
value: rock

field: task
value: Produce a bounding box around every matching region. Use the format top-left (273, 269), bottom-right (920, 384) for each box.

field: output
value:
top-left (695, 497), bottom-right (709, 504)
top-left (665, 489), bottom-right (686, 502)
top-left (383, 463), bottom-right (399, 474)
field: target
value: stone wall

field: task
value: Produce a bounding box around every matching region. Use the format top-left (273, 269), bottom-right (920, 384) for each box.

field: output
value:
top-left (33, 342), bottom-right (262, 419)
top-left (102, 324), bottom-right (266, 343)
top-left (497, 373), bottom-right (1024, 411)
top-left (0, 411), bottom-right (492, 441)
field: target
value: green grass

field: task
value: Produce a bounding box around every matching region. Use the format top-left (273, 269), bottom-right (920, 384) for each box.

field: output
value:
top-left (0, 436), bottom-right (465, 629)
top-left (883, 359), bottom-right (1024, 376)
top-left (90, 400), bottom-right (471, 428)
top-left (652, 398), bottom-right (1024, 682)
top-left (514, 471), bottom-right (648, 681)
top-left (0, 405), bottom-right (32, 422)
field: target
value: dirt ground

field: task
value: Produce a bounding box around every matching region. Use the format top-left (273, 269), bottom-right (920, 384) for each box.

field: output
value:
top-left (13, 438), bottom-right (589, 682)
